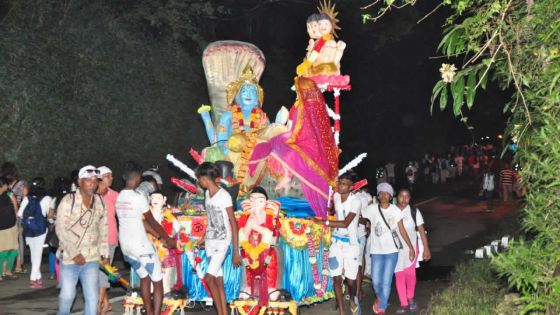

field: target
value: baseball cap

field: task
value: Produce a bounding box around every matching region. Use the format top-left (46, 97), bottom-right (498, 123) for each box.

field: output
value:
top-left (78, 165), bottom-right (100, 179)
top-left (97, 166), bottom-right (112, 176)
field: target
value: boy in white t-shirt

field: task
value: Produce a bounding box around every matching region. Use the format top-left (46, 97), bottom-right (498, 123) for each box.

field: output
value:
top-left (195, 162), bottom-right (241, 315)
top-left (116, 161), bottom-right (176, 315)
top-left (312, 172), bottom-right (362, 315)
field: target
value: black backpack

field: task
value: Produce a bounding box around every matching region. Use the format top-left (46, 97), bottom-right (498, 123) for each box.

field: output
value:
top-left (22, 196), bottom-right (47, 237)
top-left (410, 206), bottom-right (419, 231)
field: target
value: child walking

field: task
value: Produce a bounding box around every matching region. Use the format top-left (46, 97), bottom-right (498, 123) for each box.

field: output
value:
top-left (195, 162), bottom-right (241, 315)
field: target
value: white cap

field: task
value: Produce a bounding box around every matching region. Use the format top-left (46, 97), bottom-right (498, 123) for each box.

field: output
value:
top-left (142, 170), bottom-right (163, 185)
top-left (78, 165), bottom-right (99, 179)
top-left (97, 166), bottom-right (112, 176)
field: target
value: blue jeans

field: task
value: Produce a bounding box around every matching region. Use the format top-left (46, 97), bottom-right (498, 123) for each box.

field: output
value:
top-left (49, 250), bottom-right (57, 276)
top-left (58, 261), bottom-right (99, 315)
top-left (371, 253), bottom-right (399, 311)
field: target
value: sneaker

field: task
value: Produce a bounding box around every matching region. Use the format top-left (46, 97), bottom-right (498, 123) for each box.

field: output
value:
top-left (408, 301), bottom-right (418, 313)
top-left (396, 307), bottom-right (408, 314)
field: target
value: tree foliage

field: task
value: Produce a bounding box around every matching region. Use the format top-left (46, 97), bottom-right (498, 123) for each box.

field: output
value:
top-left (0, 0), bottom-right (229, 182)
top-left (428, 0), bottom-right (560, 313)
top-left (361, 0), bottom-right (560, 312)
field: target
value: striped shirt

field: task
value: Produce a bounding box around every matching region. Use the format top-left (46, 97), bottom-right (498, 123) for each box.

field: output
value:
top-left (500, 170), bottom-right (515, 186)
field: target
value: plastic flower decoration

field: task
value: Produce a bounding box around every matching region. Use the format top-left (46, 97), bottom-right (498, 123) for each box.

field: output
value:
top-left (440, 63), bottom-right (457, 83)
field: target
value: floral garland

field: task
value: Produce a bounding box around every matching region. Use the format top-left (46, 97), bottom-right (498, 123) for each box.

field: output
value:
top-left (231, 105), bottom-right (262, 185)
top-left (279, 218), bottom-right (332, 250)
top-left (279, 218), bottom-right (311, 250)
top-left (306, 225), bottom-right (330, 298)
top-left (232, 105), bottom-right (261, 134)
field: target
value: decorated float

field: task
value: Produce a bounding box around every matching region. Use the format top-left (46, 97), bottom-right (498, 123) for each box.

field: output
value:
top-left (121, 2), bottom-right (367, 314)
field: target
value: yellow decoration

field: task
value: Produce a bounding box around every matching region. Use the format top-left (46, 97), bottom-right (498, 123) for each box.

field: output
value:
top-left (226, 65), bottom-right (264, 106)
top-left (197, 104), bottom-right (212, 114)
top-left (241, 240), bottom-right (268, 261)
top-left (296, 60), bottom-right (313, 77)
top-left (230, 300), bottom-right (298, 315)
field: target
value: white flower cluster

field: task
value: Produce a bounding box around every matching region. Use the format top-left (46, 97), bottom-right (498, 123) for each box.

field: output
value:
top-left (440, 63), bottom-right (457, 83)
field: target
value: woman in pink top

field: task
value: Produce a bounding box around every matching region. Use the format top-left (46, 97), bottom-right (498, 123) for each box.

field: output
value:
top-left (96, 166), bottom-right (119, 314)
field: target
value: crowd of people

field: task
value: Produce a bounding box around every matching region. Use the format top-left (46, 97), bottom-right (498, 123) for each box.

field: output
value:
top-left (0, 159), bottom-right (434, 315)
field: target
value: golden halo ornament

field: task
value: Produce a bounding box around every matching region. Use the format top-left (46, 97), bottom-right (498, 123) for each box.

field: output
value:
top-left (226, 65), bottom-right (264, 107)
top-left (318, 0), bottom-right (341, 38)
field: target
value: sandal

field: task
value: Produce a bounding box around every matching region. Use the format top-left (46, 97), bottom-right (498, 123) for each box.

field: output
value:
top-left (396, 307), bottom-right (408, 314)
top-left (372, 298), bottom-right (381, 314)
top-left (3, 273), bottom-right (18, 280)
top-left (350, 296), bottom-right (361, 315)
top-left (15, 268), bottom-right (27, 274)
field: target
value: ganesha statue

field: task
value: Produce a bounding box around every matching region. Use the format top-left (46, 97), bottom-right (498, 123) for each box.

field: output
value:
top-left (237, 187), bottom-right (281, 305)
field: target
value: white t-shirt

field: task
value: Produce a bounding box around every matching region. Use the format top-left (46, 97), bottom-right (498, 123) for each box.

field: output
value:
top-left (115, 189), bottom-right (153, 259)
top-left (356, 191), bottom-right (373, 238)
top-left (332, 192), bottom-right (361, 245)
top-left (395, 205), bottom-right (425, 272)
top-left (367, 203), bottom-right (403, 254)
top-left (482, 173), bottom-right (495, 191)
top-left (204, 188), bottom-right (233, 244)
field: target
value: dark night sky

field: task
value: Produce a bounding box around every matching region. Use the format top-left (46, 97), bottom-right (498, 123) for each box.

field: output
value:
top-left (207, 0), bottom-right (509, 174)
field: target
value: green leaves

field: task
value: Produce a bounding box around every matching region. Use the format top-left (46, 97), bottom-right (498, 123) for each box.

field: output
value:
top-left (466, 70), bottom-right (477, 109)
top-left (439, 84), bottom-right (449, 111)
top-left (431, 64), bottom-right (486, 117)
top-left (451, 74), bottom-right (465, 116)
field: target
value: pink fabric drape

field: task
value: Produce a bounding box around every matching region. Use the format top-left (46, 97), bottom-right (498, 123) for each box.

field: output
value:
top-left (249, 78), bottom-right (338, 218)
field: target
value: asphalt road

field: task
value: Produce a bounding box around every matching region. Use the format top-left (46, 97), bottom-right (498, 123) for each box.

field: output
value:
top-left (0, 178), bottom-right (521, 315)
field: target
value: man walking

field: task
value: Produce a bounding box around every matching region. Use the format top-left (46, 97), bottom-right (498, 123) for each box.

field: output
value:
top-left (56, 165), bottom-right (109, 315)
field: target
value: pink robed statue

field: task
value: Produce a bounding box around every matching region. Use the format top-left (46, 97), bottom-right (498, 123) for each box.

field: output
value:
top-left (249, 77), bottom-right (338, 218)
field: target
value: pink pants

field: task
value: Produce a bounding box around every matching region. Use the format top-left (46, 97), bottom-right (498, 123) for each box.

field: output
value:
top-left (395, 247), bottom-right (418, 307)
top-left (395, 263), bottom-right (416, 306)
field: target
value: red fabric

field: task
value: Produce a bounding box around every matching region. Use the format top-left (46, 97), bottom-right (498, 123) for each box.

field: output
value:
top-left (312, 37), bottom-right (327, 53)
top-left (245, 249), bottom-right (278, 306)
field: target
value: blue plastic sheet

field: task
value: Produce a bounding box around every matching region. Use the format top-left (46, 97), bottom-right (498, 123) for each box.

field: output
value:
top-left (280, 239), bottom-right (333, 303)
top-left (181, 244), bottom-right (241, 302)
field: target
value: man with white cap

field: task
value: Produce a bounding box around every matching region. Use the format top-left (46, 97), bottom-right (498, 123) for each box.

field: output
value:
top-left (56, 165), bottom-right (109, 315)
top-left (96, 166), bottom-right (119, 314)
top-left (368, 183), bottom-right (415, 315)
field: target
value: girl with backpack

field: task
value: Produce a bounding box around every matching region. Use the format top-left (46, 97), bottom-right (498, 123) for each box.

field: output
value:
top-left (394, 189), bottom-right (432, 313)
top-left (17, 177), bottom-right (51, 289)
